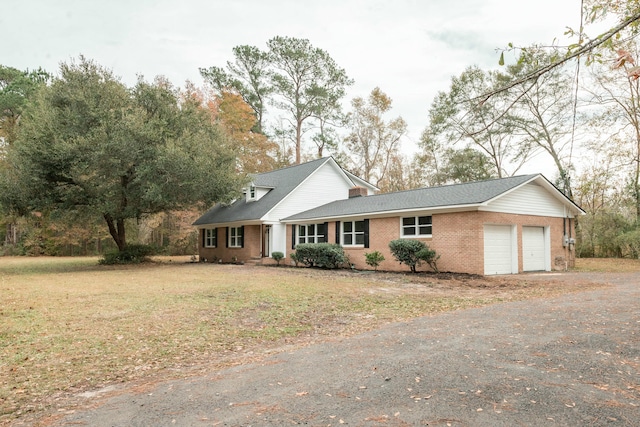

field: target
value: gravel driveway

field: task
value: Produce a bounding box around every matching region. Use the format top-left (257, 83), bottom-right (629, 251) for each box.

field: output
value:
top-left (54, 272), bottom-right (639, 426)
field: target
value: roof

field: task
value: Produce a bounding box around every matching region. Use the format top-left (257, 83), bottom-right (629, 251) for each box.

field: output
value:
top-left (193, 157), bottom-right (334, 226)
top-left (283, 174), bottom-right (580, 222)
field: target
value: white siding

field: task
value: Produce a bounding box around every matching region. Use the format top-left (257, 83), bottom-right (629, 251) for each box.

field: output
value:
top-left (255, 187), bottom-right (270, 200)
top-left (263, 161), bottom-right (353, 222)
top-left (483, 183), bottom-right (567, 217)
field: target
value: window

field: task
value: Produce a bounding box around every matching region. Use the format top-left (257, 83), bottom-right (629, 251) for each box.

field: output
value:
top-left (402, 215), bottom-right (432, 237)
top-left (229, 226), bottom-right (243, 248)
top-left (204, 228), bottom-right (217, 247)
top-left (249, 185), bottom-right (256, 199)
top-left (343, 220), bottom-right (365, 246)
top-left (298, 223), bottom-right (326, 244)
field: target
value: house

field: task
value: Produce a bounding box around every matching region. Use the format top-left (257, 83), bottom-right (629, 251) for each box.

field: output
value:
top-left (193, 157), bottom-right (584, 275)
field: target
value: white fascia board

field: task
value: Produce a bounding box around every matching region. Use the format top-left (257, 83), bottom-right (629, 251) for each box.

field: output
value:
top-left (342, 169), bottom-right (379, 192)
top-left (195, 219), bottom-right (263, 229)
top-left (282, 204), bottom-right (483, 224)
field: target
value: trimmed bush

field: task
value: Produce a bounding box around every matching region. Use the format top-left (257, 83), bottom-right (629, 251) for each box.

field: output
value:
top-left (364, 251), bottom-right (385, 271)
top-left (272, 251), bottom-right (284, 265)
top-left (293, 243), bottom-right (347, 269)
top-left (416, 247), bottom-right (440, 273)
top-left (389, 239), bottom-right (439, 273)
top-left (99, 244), bottom-right (156, 265)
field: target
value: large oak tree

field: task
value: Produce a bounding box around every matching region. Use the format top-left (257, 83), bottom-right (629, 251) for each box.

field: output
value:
top-left (0, 58), bottom-right (240, 252)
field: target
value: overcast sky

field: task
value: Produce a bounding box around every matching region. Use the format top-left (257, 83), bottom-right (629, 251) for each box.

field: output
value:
top-left (3, 0), bottom-right (584, 176)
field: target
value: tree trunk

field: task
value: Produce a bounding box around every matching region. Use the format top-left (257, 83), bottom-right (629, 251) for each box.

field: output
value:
top-left (104, 213), bottom-right (126, 251)
top-left (295, 121), bottom-right (302, 164)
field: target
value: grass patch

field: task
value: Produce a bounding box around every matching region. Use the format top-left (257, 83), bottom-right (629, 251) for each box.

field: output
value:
top-left (574, 257), bottom-right (640, 272)
top-left (0, 257), bottom-right (605, 424)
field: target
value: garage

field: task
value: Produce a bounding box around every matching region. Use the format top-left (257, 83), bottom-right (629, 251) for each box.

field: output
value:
top-left (484, 224), bottom-right (515, 275)
top-left (522, 226), bottom-right (547, 271)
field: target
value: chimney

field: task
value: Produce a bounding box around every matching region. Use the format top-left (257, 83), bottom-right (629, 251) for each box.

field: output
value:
top-left (349, 186), bottom-right (368, 198)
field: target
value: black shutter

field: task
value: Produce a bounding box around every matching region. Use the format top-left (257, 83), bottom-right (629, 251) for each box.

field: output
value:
top-left (335, 221), bottom-right (341, 244)
top-left (240, 226), bottom-right (244, 248)
top-left (323, 222), bottom-right (329, 243)
top-left (215, 227), bottom-right (219, 248)
top-left (363, 219), bottom-right (370, 248)
top-left (225, 227), bottom-right (229, 248)
top-left (201, 229), bottom-right (206, 248)
top-left (292, 225), bottom-right (296, 249)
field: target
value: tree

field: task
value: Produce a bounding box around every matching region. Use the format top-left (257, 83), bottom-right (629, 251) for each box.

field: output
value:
top-left (421, 66), bottom-right (533, 180)
top-left (0, 57), bottom-right (240, 253)
top-left (200, 45), bottom-right (272, 134)
top-left (573, 161), bottom-right (630, 257)
top-left (0, 65), bottom-right (50, 147)
top-left (1, 66), bottom-right (50, 246)
top-left (502, 51), bottom-right (578, 197)
top-left (377, 153), bottom-right (424, 193)
top-left (438, 148), bottom-right (496, 184)
top-left (583, 44), bottom-right (640, 220)
top-left (208, 90), bottom-right (279, 173)
top-left (268, 36), bottom-right (353, 164)
top-left (345, 87), bottom-right (407, 187)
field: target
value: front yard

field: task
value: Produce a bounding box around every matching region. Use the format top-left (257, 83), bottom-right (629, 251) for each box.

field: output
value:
top-left (0, 257), bottom-right (611, 425)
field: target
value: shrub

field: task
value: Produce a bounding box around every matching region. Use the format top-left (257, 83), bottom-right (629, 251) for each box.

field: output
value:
top-left (389, 239), bottom-right (439, 273)
top-left (293, 243), bottom-right (347, 269)
top-left (99, 244), bottom-right (156, 265)
top-left (614, 229), bottom-right (640, 258)
top-left (290, 252), bottom-right (300, 266)
top-left (364, 251), bottom-right (385, 271)
top-left (272, 251), bottom-right (285, 265)
top-left (416, 247), bottom-right (440, 273)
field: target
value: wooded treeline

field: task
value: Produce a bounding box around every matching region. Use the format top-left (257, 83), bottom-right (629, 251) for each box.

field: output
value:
top-left (2, 2), bottom-right (640, 257)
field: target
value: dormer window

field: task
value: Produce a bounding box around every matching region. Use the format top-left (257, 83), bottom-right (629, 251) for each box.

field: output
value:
top-left (245, 184), bottom-right (257, 202)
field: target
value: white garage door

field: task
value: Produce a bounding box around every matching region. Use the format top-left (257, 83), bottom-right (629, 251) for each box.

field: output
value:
top-left (523, 226), bottom-right (546, 271)
top-left (484, 225), bottom-right (514, 275)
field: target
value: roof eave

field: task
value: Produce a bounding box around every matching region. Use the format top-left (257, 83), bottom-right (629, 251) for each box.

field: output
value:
top-left (282, 203), bottom-right (483, 223)
top-left (194, 219), bottom-right (264, 229)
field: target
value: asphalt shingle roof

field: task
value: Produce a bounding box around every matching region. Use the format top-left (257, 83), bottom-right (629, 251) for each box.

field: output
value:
top-left (193, 157), bottom-right (330, 226)
top-left (283, 174), bottom-right (540, 221)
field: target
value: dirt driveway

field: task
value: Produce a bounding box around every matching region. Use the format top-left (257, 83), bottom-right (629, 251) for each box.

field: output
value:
top-left (52, 271), bottom-right (639, 426)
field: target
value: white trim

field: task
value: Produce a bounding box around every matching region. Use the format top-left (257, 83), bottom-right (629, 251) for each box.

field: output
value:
top-left (297, 223), bottom-right (328, 244)
top-left (283, 204), bottom-right (482, 224)
top-left (196, 219), bottom-right (263, 229)
top-left (342, 220), bottom-right (365, 247)
top-left (203, 228), bottom-right (217, 248)
top-left (400, 215), bottom-right (433, 238)
top-left (228, 226), bottom-right (243, 248)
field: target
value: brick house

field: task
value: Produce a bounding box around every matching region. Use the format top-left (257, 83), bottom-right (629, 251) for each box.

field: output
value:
top-left (194, 157), bottom-right (584, 275)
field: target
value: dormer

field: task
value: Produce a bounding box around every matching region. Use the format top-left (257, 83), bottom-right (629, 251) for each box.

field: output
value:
top-left (244, 183), bottom-right (271, 202)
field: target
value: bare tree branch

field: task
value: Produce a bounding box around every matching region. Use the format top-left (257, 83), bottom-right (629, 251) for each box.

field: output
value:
top-left (477, 11), bottom-right (640, 103)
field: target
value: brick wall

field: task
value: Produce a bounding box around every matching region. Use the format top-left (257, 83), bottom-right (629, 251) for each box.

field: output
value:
top-left (198, 225), bottom-right (262, 263)
top-left (287, 211), bottom-right (576, 275)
